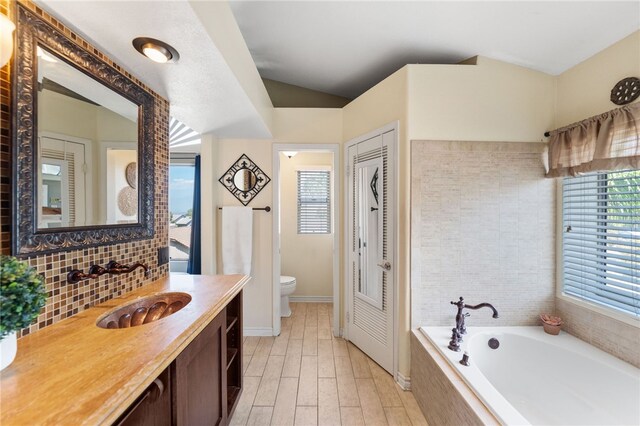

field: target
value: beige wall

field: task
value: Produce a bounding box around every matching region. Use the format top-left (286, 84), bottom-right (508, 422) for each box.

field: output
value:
top-left (39, 89), bottom-right (137, 142)
top-left (215, 139), bottom-right (273, 332)
top-left (106, 149), bottom-right (137, 223)
top-left (96, 107), bottom-right (138, 142)
top-left (200, 133), bottom-right (219, 275)
top-left (280, 152), bottom-right (334, 298)
top-left (556, 30), bottom-right (640, 128)
top-left (38, 90), bottom-right (98, 140)
top-left (554, 30), bottom-right (640, 367)
top-left (210, 108), bottom-right (343, 333)
top-left (407, 57), bottom-right (555, 142)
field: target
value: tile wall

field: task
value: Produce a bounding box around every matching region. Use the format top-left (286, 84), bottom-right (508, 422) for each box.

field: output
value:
top-left (0, 1), bottom-right (11, 255)
top-left (1, 0), bottom-right (169, 337)
top-left (557, 299), bottom-right (639, 367)
top-left (410, 140), bottom-right (555, 328)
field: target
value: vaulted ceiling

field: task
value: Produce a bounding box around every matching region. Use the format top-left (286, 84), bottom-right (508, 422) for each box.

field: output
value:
top-left (230, 1), bottom-right (640, 99)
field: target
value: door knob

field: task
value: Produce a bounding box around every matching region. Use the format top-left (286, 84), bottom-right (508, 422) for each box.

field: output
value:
top-left (377, 261), bottom-right (391, 271)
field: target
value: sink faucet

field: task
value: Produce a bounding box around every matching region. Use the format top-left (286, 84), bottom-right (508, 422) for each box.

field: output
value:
top-left (67, 261), bottom-right (149, 284)
top-left (450, 297), bottom-right (499, 335)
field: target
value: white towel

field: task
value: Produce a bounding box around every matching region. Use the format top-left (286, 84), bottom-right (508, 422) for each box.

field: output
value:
top-left (221, 207), bottom-right (253, 275)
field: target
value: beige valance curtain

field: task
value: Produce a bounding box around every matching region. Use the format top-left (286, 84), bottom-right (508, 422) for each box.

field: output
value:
top-left (546, 102), bottom-right (640, 177)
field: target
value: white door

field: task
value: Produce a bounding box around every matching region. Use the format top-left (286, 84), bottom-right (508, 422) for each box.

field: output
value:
top-left (346, 129), bottom-right (395, 373)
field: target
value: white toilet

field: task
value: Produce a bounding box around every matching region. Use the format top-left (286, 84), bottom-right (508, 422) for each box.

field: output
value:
top-left (280, 276), bottom-right (297, 317)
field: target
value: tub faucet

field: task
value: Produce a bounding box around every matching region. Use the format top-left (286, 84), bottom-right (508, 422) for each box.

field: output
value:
top-left (450, 297), bottom-right (499, 335)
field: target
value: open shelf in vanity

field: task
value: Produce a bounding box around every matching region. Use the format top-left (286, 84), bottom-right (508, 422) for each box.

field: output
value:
top-left (225, 291), bottom-right (243, 418)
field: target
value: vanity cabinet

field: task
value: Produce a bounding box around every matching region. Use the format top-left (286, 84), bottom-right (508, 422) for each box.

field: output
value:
top-left (115, 369), bottom-right (172, 426)
top-left (115, 291), bottom-right (243, 426)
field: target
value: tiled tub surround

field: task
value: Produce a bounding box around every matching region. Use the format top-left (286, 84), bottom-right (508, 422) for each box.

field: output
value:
top-left (410, 140), bottom-right (555, 328)
top-left (0, 0), bottom-right (170, 337)
top-left (416, 327), bottom-right (640, 426)
top-left (556, 298), bottom-right (640, 368)
top-left (411, 330), bottom-right (498, 426)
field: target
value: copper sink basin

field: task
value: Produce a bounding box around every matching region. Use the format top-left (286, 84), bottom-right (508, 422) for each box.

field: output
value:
top-left (96, 292), bottom-right (192, 329)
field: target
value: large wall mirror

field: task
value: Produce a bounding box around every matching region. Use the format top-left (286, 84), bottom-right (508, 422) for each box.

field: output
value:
top-left (13, 5), bottom-right (156, 256)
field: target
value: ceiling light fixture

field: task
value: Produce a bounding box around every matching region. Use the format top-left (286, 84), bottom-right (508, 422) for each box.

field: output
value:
top-left (132, 37), bottom-right (179, 64)
top-left (0, 13), bottom-right (15, 68)
top-left (283, 151), bottom-right (298, 159)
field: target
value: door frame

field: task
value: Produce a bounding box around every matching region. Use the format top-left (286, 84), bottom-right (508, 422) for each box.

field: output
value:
top-left (39, 131), bottom-right (93, 226)
top-left (272, 143), bottom-right (341, 337)
top-left (343, 121), bottom-right (399, 379)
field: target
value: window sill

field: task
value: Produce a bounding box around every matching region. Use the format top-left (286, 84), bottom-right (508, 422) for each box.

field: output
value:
top-left (557, 293), bottom-right (640, 329)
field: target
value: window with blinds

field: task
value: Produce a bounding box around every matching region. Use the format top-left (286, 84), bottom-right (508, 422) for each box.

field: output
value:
top-left (562, 169), bottom-right (640, 318)
top-left (297, 170), bottom-right (331, 234)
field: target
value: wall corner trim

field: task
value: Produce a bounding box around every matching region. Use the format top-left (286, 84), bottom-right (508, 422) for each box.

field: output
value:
top-left (396, 372), bottom-right (411, 390)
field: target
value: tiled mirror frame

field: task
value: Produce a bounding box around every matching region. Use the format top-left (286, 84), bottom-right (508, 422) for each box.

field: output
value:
top-left (12, 3), bottom-right (156, 256)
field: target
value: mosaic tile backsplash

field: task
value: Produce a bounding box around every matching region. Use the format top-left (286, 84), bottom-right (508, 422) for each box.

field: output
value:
top-left (1, 0), bottom-right (169, 338)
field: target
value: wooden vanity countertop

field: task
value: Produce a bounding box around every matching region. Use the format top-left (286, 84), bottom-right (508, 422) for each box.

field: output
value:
top-left (0, 273), bottom-right (249, 426)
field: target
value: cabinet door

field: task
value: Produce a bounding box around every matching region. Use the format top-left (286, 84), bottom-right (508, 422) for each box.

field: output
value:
top-left (173, 310), bottom-right (226, 426)
top-left (115, 368), bottom-right (171, 426)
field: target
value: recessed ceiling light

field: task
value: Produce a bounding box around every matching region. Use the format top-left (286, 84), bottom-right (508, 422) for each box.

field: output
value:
top-left (132, 37), bottom-right (179, 64)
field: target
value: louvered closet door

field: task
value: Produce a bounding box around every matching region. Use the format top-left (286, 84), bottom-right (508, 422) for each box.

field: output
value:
top-left (346, 130), bottom-right (395, 373)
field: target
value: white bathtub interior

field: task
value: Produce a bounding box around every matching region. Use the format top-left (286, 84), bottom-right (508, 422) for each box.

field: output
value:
top-left (420, 326), bottom-right (640, 426)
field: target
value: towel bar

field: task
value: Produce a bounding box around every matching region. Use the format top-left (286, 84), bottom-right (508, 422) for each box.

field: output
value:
top-left (218, 206), bottom-right (271, 212)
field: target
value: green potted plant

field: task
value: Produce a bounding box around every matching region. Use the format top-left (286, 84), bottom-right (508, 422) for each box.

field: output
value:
top-left (0, 255), bottom-right (47, 370)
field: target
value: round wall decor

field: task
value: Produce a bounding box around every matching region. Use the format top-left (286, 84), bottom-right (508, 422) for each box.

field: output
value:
top-left (118, 186), bottom-right (138, 217)
top-left (125, 162), bottom-right (137, 189)
top-left (610, 77), bottom-right (640, 105)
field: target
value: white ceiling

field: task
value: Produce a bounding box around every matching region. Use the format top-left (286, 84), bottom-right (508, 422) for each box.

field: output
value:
top-left (230, 1), bottom-right (640, 99)
top-left (36, 0), bottom-right (272, 138)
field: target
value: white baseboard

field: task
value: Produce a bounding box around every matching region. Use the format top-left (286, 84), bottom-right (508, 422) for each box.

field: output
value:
top-left (396, 372), bottom-right (411, 390)
top-left (289, 296), bottom-right (333, 303)
top-left (244, 327), bottom-right (274, 336)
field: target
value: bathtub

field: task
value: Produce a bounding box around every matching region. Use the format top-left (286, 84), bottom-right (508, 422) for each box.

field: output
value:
top-left (419, 326), bottom-right (640, 426)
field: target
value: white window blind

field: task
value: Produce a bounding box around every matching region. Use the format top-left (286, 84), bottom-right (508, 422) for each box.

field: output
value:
top-left (562, 169), bottom-right (640, 318)
top-left (297, 170), bottom-right (331, 234)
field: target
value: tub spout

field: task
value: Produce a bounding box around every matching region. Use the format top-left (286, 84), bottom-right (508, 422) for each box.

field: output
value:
top-left (450, 297), bottom-right (499, 336)
top-left (464, 302), bottom-right (499, 319)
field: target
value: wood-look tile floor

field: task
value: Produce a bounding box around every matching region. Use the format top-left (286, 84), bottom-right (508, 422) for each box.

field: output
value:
top-left (231, 303), bottom-right (428, 426)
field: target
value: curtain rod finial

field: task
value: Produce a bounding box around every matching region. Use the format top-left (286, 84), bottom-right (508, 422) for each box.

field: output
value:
top-left (544, 131), bottom-right (550, 137)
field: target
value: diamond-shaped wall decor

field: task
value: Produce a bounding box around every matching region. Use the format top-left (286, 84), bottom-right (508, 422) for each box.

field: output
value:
top-left (218, 154), bottom-right (271, 206)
